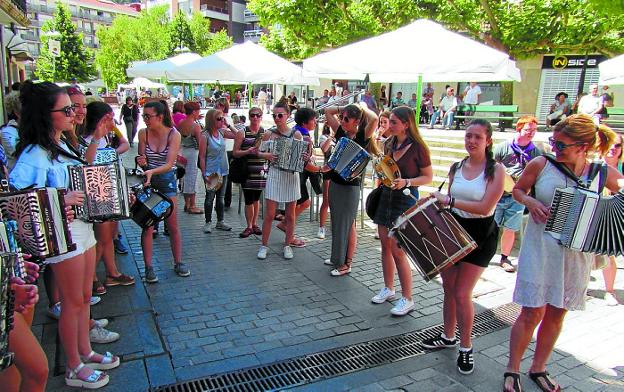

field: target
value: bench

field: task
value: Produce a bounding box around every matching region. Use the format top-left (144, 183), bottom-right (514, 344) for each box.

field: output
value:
top-left (602, 107), bottom-right (624, 132)
top-left (453, 104), bottom-right (520, 131)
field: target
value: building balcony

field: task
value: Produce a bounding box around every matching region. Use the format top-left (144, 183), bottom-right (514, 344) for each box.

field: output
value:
top-left (0, 0), bottom-right (29, 26)
top-left (244, 9), bottom-right (258, 22)
top-left (200, 3), bottom-right (228, 14)
top-left (243, 28), bottom-right (262, 42)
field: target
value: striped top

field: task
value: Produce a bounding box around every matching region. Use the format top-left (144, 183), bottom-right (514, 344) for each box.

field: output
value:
top-left (145, 128), bottom-right (175, 171)
top-left (241, 126), bottom-right (267, 190)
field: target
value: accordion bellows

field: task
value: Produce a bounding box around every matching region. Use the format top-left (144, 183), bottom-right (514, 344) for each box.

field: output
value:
top-left (68, 160), bottom-right (131, 222)
top-left (263, 137), bottom-right (309, 173)
top-left (0, 253), bottom-right (14, 370)
top-left (545, 187), bottom-right (624, 256)
top-left (0, 187), bottom-right (76, 258)
top-left (327, 137), bottom-right (371, 181)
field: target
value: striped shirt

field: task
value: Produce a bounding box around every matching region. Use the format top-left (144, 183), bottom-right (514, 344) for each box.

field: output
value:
top-left (145, 128), bottom-right (175, 171)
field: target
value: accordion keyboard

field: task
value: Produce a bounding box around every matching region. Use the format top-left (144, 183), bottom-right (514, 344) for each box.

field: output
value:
top-left (545, 188), bottom-right (575, 237)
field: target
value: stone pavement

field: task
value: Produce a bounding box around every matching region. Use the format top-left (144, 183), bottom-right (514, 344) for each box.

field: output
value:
top-left (33, 149), bottom-right (624, 391)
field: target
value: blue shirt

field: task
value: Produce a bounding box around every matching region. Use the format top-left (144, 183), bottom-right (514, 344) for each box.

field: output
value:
top-left (10, 143), bottom-right (82, 190)
top-left (203, 130), bottom-right (229, 176)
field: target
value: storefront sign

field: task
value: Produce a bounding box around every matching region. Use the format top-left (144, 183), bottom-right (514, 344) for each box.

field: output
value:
top-left (542, 55), bottom-right (606, 69)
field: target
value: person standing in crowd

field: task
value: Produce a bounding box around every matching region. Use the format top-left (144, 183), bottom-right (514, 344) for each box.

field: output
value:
top-left (322, 102), bottom-right (378, 275)
top-left (257, 88), bottom-right (268, 113)
top-left (316, 124), bottom-right (334, 240)
top-left (171, 100), bottom-right (186, 128)
top-left (118, 97), bottom-right (139, 147)
top-left (545, 92), bottom-right (570, 128)
top-left (502, 114), bottom-right (622, 392)
top-left (11, 81), bottom-right (118, 388)
top-left (371, 106), bottom-right (432, 316)
top-left (233, 107), bottom-right (267, 238)
top-left (429, 87), bottom-right (458, 130)
top-left (598, 85), bottom-right (614, 120)
top-left (423, 119), bottom-right (505, 375)
top-left (462, 82), bottom-right (481, 116)
top-left (198, 109), bottom-right (236, 234)
top-left (1, 91), bottom-right (20, 170)
top-left (214, 97), bottom-right (235, 210)
top-left (288, 91), bottom-right (299, 113)
top-left (257, 101), bottom-right (305, 260)
top-left (391, 91), bottom-right (404, 108)
top-left (177, 101), bottom-right (204, 214)
top-left (423, 82), bottom-right (434, 97)
top-left (136, 100), bottom-right (190, 283)
top-left (234, 90), bottom-right (242, 108)
top-left (420, 92), bottom-right (434, 124)
top-left (493, 116), bottom-right (542, 273)
top-left (379, 85), bottom-right (387, 109)
top-left (577, 84), bottom-right (604, 124)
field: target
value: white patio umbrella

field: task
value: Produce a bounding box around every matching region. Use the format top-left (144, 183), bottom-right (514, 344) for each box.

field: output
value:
top-left (126, 53), bottom-right (202, 79)
top-left (118, 77), bottom-right (166, 90)
top-left (599, 54), bottom-right (624, 85)
top-left (303, 19), bottom-right (520, 83)
top-left (165, 41), bottom-right (319, 85)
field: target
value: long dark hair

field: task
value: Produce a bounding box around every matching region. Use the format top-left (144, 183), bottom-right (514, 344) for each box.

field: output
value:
top-left (16, 80), bottom-right (66, 160)
top-left (84, 101), bottom-right (113, 137)
top-left (144, 100), bottom-right (173, 128)
top-left (450, 118), bottom-right (496, 181)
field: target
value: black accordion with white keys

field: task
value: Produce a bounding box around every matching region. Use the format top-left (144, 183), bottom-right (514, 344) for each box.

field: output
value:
top-left (0, 188), bottom-right (76, 259)
top-left (68, 160), bottom-right (131, 222)
top-left (545, 186), bottom-right (624, 256)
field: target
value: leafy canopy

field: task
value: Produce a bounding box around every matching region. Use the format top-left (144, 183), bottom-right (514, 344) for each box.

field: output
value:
top-left (34, 2), bottom-right (97, 82)
top-left (247, 0), bottom-right (624, 60)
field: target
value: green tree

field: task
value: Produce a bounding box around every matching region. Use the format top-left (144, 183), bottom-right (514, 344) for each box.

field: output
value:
top-left (95, 5), bottom-right (171, 88)
top-left (188, 12), bottom-right (233, 56)
top-left (247, 0), bottom-right (624, 60)
top-left (169, 11), bottom-right (195, 54)
top-left (34, 2), bottom-right (96, 82)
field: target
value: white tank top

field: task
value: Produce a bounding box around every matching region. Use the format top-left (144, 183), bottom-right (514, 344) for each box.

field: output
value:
top-left (450, 164), bottom-right (493, 218)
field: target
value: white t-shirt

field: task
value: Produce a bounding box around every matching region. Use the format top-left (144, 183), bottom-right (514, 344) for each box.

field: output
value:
top-left (463, 85), bottom-right (482, 105)
top-left (578, 94), bottom-right (601, 115)
top-left (257, 91), bottom-right (267, 101)
top-left (440, 95), bottom-right (458, 111)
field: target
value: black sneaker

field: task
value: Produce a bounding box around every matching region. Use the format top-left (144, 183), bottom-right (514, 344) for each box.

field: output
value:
top-left (113, 238), bottom-right (128, 254)
top-left (457, 348), bottom-right (474, 374)
top-left (145, 267), bottom-right (158, 283)
top-left (420, 333), bottom-right (458, 349)
top-left (174, 263), bottom-right (190, 277)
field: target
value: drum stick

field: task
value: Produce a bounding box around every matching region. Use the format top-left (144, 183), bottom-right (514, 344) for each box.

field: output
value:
top-left (402, 188), bottom-right (418, 202)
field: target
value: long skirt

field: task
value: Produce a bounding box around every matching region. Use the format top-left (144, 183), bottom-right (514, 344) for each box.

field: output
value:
top-left (328, 181), bottom-right (360, 267)
top-left (181, 146), bottom-right (199, 194)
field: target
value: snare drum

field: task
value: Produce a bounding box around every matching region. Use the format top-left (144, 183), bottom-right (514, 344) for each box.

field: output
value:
top-left (373, 155), bottom-right (400, 187)
top-left (389, 197), bottom-right (477, 281)
top-left (327, 137), bottom-right (371, 181)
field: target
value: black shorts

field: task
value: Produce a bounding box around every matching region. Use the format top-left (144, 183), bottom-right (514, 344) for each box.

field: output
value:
top-left (451, 213), bottom-right (498, 268)
top-left (242, 188), bottom-right (262, 205)
top-left (297, 171), bottom-right (310, 205)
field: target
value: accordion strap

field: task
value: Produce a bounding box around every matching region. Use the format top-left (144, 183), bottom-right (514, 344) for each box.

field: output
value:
top-left (55, 142), bottom-right (88, 165)
top-left (542, 153), bottom-right (606, 192)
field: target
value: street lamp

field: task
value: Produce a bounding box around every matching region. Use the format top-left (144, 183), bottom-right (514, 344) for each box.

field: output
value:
top-left (41, 30), bottom-right (61, 78)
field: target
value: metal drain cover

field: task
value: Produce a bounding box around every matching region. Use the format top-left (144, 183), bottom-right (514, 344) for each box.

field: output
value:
top-left (153, 302), bottom-right (520, 392)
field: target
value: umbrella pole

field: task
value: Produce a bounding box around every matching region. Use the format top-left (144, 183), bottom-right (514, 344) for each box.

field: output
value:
top-left (415, 74), bottom-right (423, 125)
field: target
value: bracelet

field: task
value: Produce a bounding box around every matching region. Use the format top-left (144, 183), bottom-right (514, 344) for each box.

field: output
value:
top-left (90, 138), bottom-right (101, 145)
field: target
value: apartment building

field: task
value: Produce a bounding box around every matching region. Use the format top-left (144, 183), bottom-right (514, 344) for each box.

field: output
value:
top-left (144, 0), bottom-right (263, 43)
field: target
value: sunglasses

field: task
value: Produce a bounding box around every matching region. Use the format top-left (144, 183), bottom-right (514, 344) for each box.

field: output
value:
top-left (548, 137), bottom-right (586, 151)
top-left (142, 113), bottom-right (158, 120)
top-left (216, 117), bottom-right (225, 121)
top-left (249, 113), bottom-right (262, 118)
top-left (51, 105), bottom-right (75, 117)
top-left (613, 143), bottom-right (622, 148)
top-left (339, 114), bottom-right (350, 122)
top-left (272, 113), bottom-right (286, 119)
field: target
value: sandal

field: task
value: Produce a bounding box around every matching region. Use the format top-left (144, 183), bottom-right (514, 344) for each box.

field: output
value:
top-left (188, 207), bottom-right (204, 214)
top-left (290, 238), bottom-right (306, 248)
top-left (330, 259), bottom-right (352, 276)
top-left (500, 260), bottom-right (516, 273)
top-left (528, 371), bottom-right (560, 392)
top-left (503, 372), bottom-right (522, 392)
top-left (252, 225), bottom-right (262, 235)
top-left (65, 362), bottom-right (109, 389)
top-left (92, 280), bottom-right (107, 296)
top-left (274, 213), bottom-right (285, 221)
top-left (80, 350), bottom-right (120, 370)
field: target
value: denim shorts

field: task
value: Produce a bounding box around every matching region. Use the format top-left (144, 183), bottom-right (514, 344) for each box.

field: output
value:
top-left (372, 186), bottom-right (419, 228)
top-left (494, 194), bottom-right (525, 231)
top-left (150, 169), bottom-right (177, 198)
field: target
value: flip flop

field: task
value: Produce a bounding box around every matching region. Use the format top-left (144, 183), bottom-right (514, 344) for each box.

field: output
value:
top-left (187, 208), bottom-right (204, 214)
top-left (528, 371), bottom-right (560, 392)
top-left (503, 372), bottom-right (522, 392)
top-left (501, 260), bottom-right (516, 273)
top-left (290, 238), bottom-right (306, 248)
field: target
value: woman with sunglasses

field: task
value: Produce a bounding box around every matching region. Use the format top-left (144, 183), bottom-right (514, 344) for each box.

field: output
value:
top-left (424, 119), bottom-right (504, 376)
top-left (502, 114), bottom-right (622, 392)
top-left (257, 100), bottom-right (306, 260)
top-left (10, 81), bottom-right (118, 389)
top-left (136, 100), bottom-right (190, 283)
top-left (198, 109), bottom-right (236, 233)
top-left (233, 107), bottom-right (266, 238)
top-left (599, 133), bottom-right (623, 306)
top-left (371, 106), bottom-right (433, 316)
top-left (322, 102), bottom-right (378, 276)
top-left (177, 101), bottom-right (204, 214)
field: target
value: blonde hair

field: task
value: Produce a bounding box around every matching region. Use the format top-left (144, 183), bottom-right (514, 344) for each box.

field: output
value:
top-left (204, 109), bottom-right (223, 132)
top-left (553, 114), bottom-right (617, 157)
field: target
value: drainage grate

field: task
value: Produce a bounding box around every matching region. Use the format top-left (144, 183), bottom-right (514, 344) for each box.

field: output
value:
top-left (154, 302), bottom-right (520, 392)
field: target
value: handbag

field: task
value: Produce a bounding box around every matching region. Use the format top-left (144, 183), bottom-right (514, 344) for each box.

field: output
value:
top-left (365, 186), bottom-right (383, 220)
top-left (229, 157), bottom-right (249, 184)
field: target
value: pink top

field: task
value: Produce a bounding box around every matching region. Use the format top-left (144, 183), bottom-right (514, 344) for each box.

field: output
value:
top-left (172, 112), bottom-right (186, 127)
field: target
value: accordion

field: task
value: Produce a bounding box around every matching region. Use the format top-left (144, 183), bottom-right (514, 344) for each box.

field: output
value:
top-left (264, 137), bottom-right (309, 172)
top-left (0, 188), bottom-right (76, 259)
top-left (0, 253), bottom-right (15, 370)
top-left (327, 137), bottom-right (371, 181)
top-left (79, 146), bottom-right (119, 165)
top-left (0, 221), bottom-right (26, 279)
top-left (545, 187), bottom-right (624, 256)
top-left (130, 184), bottom-right (173, 229)
top-left (68, 160), bottom-right (131, 222)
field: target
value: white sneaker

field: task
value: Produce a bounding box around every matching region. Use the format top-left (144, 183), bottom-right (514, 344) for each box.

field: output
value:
top-left (317, 227), bottom-right (326, 239)
top-left (89, 325), bottom-right (120, 344)
top-left (283, 246), bottom-right (294, 259)
top-left (203, 222), bottom-right (212, 233)
top-left (94, 319), bottom-right (109, 328)
top-left (257, 245), bottom-right (268, 260)
top-left (371, 287), bottom-right (396, 304)
top-left (90, 296), bottom-right (101, 306)
top-left (390, 297), bottom-right (415, 316)
top-left (605, 292), bottom-right (620, 306)
top-left (323, 259), bottom-right (332, 266)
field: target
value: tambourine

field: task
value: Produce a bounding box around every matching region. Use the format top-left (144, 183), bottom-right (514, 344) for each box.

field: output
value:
top-left (204, 173), bottom-right (223, 192)
top-left (373, 155), bottom-right (401, 187)
top-left (503, 172), bottom-right (517, 193)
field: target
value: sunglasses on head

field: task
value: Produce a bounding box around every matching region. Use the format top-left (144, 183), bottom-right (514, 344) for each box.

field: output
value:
top-left (51, 105), bottom-right (75, 117)
top-left (272, 113), bottom-right (286, 119)
top-left (548, 136), bottom-right (586, 151)
top-left (66, 87), bottom-right (83, 96)
top-left (249, 113), bottom-right (262, 118)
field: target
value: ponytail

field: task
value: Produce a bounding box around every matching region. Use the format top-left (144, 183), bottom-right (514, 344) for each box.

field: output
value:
top-left (595, 123), bottom-right (617, 157)
top-left (144, 100), bottom-right (173, 128)
top-left (484, 143), bottom-right (496, 181)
